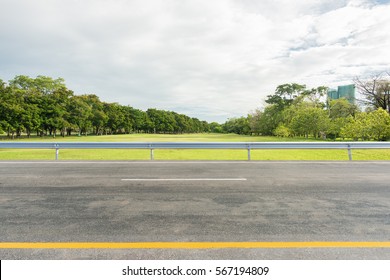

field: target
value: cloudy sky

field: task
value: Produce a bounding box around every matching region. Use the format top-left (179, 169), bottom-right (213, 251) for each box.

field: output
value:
top-left (1, 0), bottom-right (390, 122)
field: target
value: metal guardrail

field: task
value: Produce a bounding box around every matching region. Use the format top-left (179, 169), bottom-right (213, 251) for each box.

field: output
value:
top-left (1, 142), bottom-right (390, 160)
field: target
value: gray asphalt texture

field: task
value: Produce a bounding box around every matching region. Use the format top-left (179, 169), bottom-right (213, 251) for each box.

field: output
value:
top-left (0, 161), bottom-right (389, 259)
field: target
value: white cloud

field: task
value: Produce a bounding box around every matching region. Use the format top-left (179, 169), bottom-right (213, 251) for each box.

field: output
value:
top-left (1, 0), bottom-right (389, 122)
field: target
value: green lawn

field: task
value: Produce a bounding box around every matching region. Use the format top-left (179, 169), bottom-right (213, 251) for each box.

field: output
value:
top-left (1, 133), bottom-right (318, 142)
top-left (0, 133), bottom-right (389, 160)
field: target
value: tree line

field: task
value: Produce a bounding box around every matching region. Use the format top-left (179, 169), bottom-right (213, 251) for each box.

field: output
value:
top-left (2, 74), bottom-right (389, 140)
top-left (222, 73), bottom-right (390, 141)
top-left (0, 75), bottom-right (213, 138)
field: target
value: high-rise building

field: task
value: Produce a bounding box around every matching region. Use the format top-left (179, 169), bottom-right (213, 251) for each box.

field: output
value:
top-left (327, 84), bottom-right (355, 103)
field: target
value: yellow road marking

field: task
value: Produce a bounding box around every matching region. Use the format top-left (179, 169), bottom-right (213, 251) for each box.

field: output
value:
top-left (1, 242), bottom-right (390, 249)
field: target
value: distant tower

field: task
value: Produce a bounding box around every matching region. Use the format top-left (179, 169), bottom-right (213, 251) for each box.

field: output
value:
top-left (327, 84), bottom-right (355, 104)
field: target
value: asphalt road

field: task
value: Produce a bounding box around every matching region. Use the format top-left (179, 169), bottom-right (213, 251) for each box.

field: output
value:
top-left (0, 161), bottom-right (389, 259)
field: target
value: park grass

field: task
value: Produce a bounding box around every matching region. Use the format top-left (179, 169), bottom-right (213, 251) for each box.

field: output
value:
top-left (0, 133), bottom-right (323, 142)
top-left (0, 133), bottom-right (389, 160)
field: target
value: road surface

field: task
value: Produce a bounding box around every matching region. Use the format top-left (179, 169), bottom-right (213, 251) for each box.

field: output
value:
top-left (0, 161), bottom-right (389, 259)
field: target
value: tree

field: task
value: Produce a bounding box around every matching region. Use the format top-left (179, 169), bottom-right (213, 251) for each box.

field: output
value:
top-left (0, 87), bottom-right (25, 138)
top-left (20, 91), bottom-right (42, 138)
top-left (328, 98), bottom-right (359, 119)
top-left (141, 112), bottom-right (153, 133)
top-left (223, 117), bottom-right (250, 135)
top-left (265, 83), bottom-right (307, 110)
top-left (209, 122), bottom-right (223, 133)
top-left (366, 108), bottom-right (390, 140)
top-left (289, 106), bottom-right (330, 138)
top-left (354, 73), bottom-right (390, 113)
top-left (326, 98), bottom-right (360, 139)
top-left (274, 124), bottom-right (291, 137)
top-left (7, 75), bottom-right (71, 137)
top-left (9, 75), bottom-right (66, 95)
top-left (68, 95), bottom-right (93, 136)
top-left (129, 107), bottom-right (146, 133)
top-left (256, 105), bottom-right (284, 135)
top-left (146, 108), bottom-right (162, 133)
top-left (340, 116), bottom-right (363, 141)
top-left (0, 79), bottom-right (9, 134)
top-left (103, 103), bottom-right (125, 134)
top-left (255, 84), bottom-right (329, 136)
top-left (40, 88), bottom-right (73, 137)
top-left (2, 74), bottom-right (212, 138)
top-left (340, 109), bottom-right (390, 141)
top-left (120, 106), bottom-right (134, 134)
top-left (173, 113), bottom-right (191, 133)
top-left (327, 117), bottom-right (349, 140)
top-left (82, 95), bottom-right (107, 135)
top-left (190, 117), bottom-right (202, 133)
top-left (248, 109), bottom-right (262, 135)
top-left (301, 86), bottom-right (328, 106)
top-left (34, 76), bottom-right (66, 94)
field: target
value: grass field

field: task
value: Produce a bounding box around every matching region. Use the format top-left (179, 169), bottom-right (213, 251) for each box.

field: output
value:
top-left (0, 133), bottom-right (320, 142)
top-left (0, 133), bottom-right (389, 160)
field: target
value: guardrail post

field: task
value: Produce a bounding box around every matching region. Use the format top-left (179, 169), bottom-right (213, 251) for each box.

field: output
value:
top-left (149, 144), bottom-right (154, 160)
top-left (247, 145), bottom-right (251, 161)
top-left (347, 144), bottom-right (352, 161)
top-left (54, 144), bottom-right (60, 160)
top-left (150, 149), bottom-right (154, 160)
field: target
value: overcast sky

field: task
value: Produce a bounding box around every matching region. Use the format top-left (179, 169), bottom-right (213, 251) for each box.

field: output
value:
top-left (1, 0), bottom-right (390, 122)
